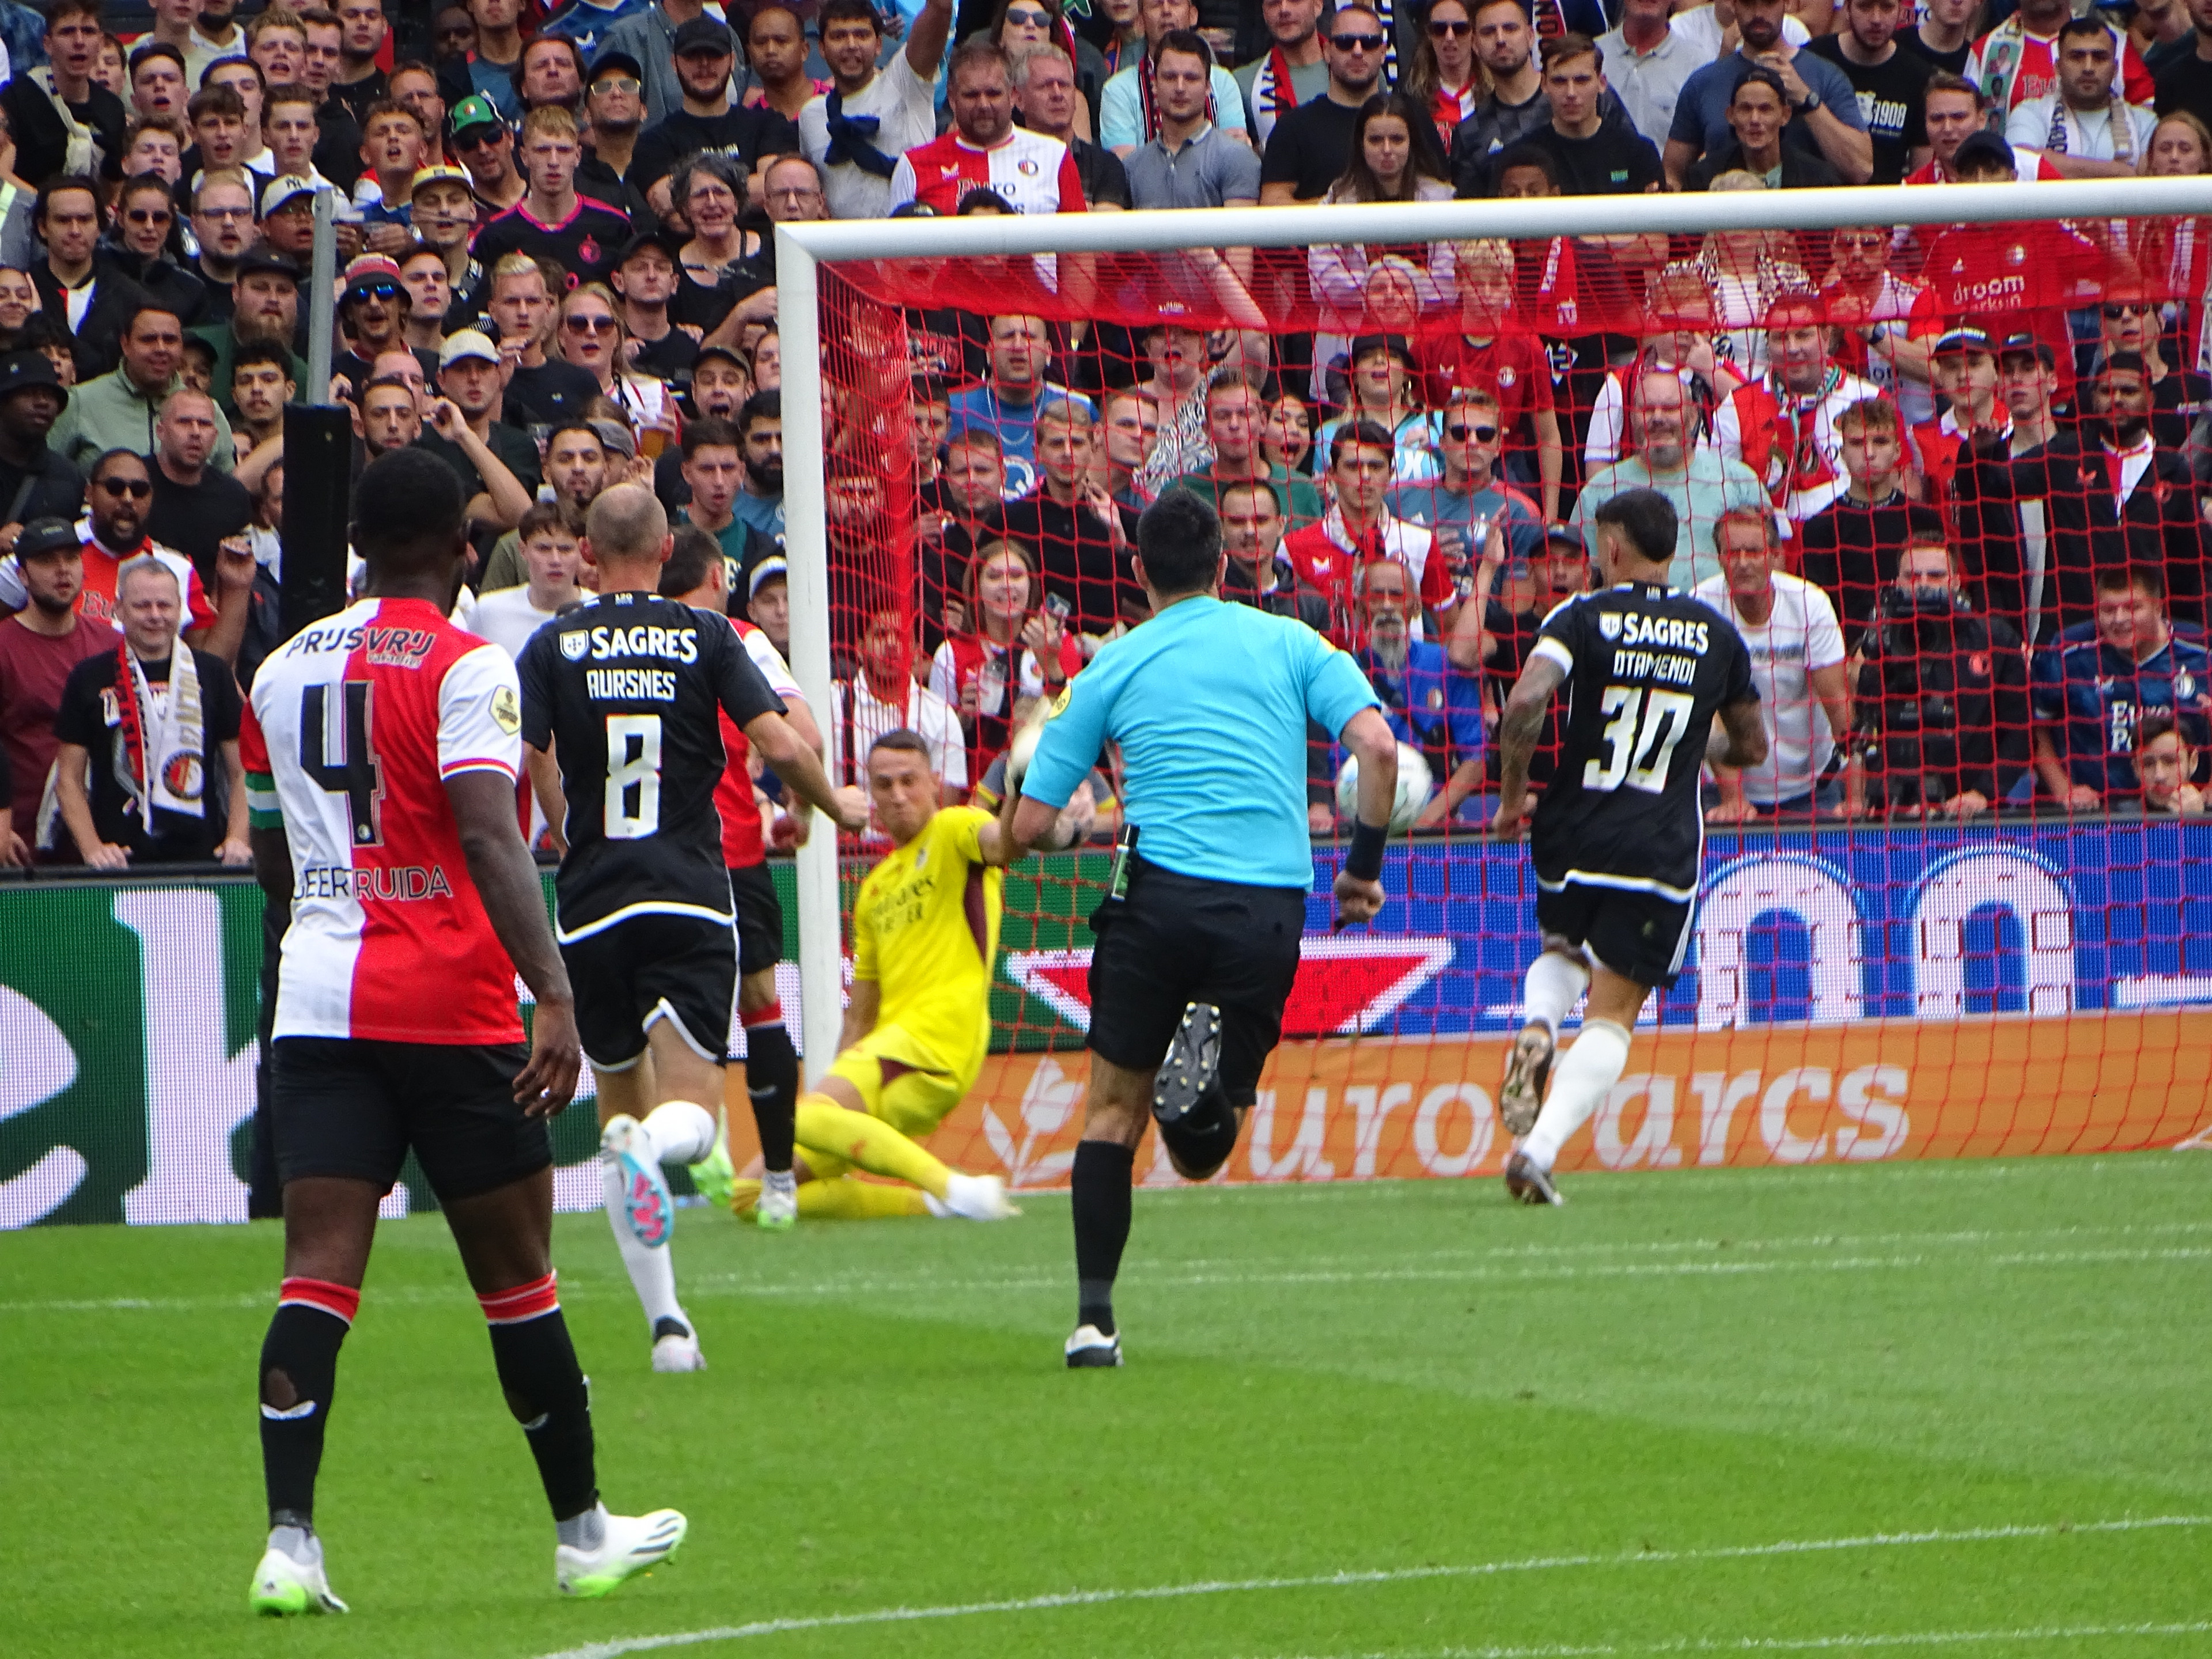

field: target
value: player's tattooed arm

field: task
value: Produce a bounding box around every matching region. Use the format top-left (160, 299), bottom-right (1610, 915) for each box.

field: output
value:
top-left (1490, 653), bottom-right (1566, 837)
top-left (1709, 698), bottom-right (1768, 772)
top-left (446, 768), bottom-right (582, 1117)
top-left (744, 710), bottom-right (872, 833)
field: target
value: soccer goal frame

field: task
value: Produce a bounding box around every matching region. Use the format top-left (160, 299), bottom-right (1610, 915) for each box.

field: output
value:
top-left (771, 175), bottom-right (2212, 1077)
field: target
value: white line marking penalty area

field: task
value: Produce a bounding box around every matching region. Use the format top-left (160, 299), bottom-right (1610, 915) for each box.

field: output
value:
top-left (529, 1514), bottom-right (2209, 1659)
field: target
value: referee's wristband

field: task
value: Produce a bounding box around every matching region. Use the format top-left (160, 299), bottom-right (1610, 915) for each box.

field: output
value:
top-left (1345, 819), bottom-right (1388, 882)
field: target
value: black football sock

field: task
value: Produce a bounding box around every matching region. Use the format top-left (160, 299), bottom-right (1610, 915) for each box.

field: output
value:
top-left (1071, 1139), bottom-right (1135, 1336)
top-left (259, 1278), bottom-right (358, 1527)
top-left (1158, 1087), bottom-right (1240, 1179)
top-left (743, 1018), bottom-right (799, 1174)
top-left (480, 1274), bottom-right (598, 1522)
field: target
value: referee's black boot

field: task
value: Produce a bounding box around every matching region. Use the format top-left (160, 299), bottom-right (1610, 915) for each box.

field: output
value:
top-left (1152, 1002), bottom-right (1223, 1126)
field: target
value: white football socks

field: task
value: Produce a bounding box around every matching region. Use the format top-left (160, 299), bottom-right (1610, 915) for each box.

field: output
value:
top-left (1521, 1019), bottom-right (1631, 1171)
top-left (602, 1158), bottom-right (685, 1333)
top-left (1521, 950), bottom-right (1591, 1035)
top-left (641, 1099), bottom-right (717, 1168)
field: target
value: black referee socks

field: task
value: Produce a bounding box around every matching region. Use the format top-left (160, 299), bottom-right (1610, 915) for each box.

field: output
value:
top-left (1071, 1139), bottom-right (1135, 1337)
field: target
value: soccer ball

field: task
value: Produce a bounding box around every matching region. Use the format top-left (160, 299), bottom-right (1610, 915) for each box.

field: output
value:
top-left (1336, 743), bottom-right (1434, 833)
top-left (1005, 716), bottom-right (1046, 796)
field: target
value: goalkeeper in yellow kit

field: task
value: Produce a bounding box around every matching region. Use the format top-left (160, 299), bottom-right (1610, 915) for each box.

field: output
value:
top-left (731, 728), bottom-right (1029, 1222)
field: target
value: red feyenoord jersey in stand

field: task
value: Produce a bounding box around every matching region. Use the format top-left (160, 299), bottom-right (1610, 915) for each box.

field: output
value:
top-left (714, 616), bottom-right (803, 869)
top-left (888, 127), bottom-right (1088, 217)
top-left (240, 596), bottom-right (528, 1044)
top-left (1918, 219), bottom-right (2104, 399)
top-left (470, 193), bottom-right (635, 287)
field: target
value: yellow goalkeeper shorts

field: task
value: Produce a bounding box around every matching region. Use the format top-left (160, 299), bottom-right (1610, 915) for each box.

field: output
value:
top-left (825, 1024), bottom-right (979, 1139)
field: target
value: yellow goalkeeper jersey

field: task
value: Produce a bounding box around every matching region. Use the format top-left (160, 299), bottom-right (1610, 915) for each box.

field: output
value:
top-left (851, 805), bottom-right (1003, 1073)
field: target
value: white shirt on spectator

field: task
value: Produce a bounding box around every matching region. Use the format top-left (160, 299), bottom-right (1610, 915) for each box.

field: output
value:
top-left (828, 675), bottom-right (968, 791)
top-left (1692, 569), bottom-right (1845, 805)
top-left (799, 50), bottom-right (938, 222)
top-left (458, 586), bottom-right (567, 660)
top-left (2003, 93), bottom-right (2156, 164)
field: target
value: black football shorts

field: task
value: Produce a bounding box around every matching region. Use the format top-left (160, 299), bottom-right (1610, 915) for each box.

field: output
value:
top-left (1536, 878), bottom-right (1696, 991)
top-left (1085, 857), bottom-right (1306, 1107)
top-left (270, 1036), bottom-right (551, 1202)
top-left (728, 863), bottom-right (785, 978)
top-left (560, 911), bottom-right (737, 1071)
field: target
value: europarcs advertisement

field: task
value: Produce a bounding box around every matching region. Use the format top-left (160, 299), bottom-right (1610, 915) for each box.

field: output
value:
top-left (3, 825), bottom-right (2209, 1229)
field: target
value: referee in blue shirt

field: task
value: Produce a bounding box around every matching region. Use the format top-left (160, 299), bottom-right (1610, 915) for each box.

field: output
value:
top-left (1010, 491), bottom-right (1401, 1369)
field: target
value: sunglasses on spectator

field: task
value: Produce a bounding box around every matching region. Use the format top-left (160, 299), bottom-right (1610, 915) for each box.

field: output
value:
top-left (352, 281), bottom-right (400, 300)
top-left (2103, 303), bottom-right (2152, 319)
top-left (97, 477), bottom-right (154, 498)
top-left (1331, 31), bottom-right (1387, 49)
top-left (1832, 233), bottom-right (1886, 251)
top-left (564, 314), bottom-right (618, 334)
top-left (1446, 422), bottom-right (1499, 442)
top-left (1429, 18), bottom-right (1472, 35)
top-left (1005, 5), bottom-right (1052, 22)
top-left (454, 127), bottom-right (505, 150)
top-left (591, 74), bottom-right (641, 92)
top-left (124, 208), bottom-right (172, 225)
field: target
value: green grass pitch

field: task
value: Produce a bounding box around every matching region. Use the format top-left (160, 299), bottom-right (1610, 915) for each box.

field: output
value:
top-left (2, 1153), bottom-right (2207, 1659)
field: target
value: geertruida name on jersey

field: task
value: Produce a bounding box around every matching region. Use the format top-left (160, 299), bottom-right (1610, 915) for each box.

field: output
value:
top-left (565, 624), bottom-right (701, 664)
top-left (586, 666), bottom-right (678, 702)
top-left (294, 862), bottom-right (456, 901)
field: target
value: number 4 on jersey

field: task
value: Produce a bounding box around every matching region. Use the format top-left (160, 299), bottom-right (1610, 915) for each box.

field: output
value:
top-left (1584, 686), bottom-right (1695, 794)
top-left (300, 681), bottom-right (383, 846)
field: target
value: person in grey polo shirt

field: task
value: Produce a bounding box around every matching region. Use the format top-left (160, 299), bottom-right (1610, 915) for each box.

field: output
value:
top-left (1125, 32), bottom-right (1263, 211)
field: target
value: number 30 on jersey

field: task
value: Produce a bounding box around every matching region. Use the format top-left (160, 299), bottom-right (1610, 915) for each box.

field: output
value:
top-left (1584, 686), bottom-right (1695, 794)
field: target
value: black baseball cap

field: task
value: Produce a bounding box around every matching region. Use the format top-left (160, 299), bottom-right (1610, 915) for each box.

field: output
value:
top-left (588, 47), bottom-right (645, 83)
top-left (0, 349), bottom-right (67, 410)
top-left (1541, 522), bottom-right (1589, 556)
top-left (672, 16), bottom-right (734, 55)
top-left (1934, 325), bottom-right (1994, 357)
top-left (14, 517), bottom-right (78, 560)
top-left (235, 246), bottom-right (303, 285)
top-left (612, 229), bottom-right (676, 268)
top-left (1998, 330), bottom-right (2056, 368)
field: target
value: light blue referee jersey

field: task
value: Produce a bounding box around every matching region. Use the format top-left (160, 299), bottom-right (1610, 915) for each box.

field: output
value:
top-left (1022, 596), bottom-right (1380, 889)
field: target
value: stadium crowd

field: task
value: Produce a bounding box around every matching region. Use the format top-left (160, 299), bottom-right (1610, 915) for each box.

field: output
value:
top-left (0, 0), bottom-right (2210, 871)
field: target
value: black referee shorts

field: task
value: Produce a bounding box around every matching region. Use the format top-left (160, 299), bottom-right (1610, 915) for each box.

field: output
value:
top-left (1086, 857), bottom-right (1306, 1107)
top-left (561, 911), bottom-right (737, 1072)
top-left (1536, 878), bottom-right (1696, 991)
top-left (270, 1036), bottom-right (551, 1203)
top-left (728, 863), bottom-right (785, 978)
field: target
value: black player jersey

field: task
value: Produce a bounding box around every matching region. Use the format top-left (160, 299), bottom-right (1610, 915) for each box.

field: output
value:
top-left (1529, 583), bottom-right (1755, 900)
top-left (517, 591), bottom-right (785, 941)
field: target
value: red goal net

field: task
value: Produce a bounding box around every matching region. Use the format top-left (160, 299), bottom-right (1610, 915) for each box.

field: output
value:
top-left (778, 202), bottom-right (2212, 1191)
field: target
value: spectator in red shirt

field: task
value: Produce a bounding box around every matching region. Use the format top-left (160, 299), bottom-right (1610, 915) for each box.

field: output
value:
top-left (928, 537), bottom-right (1082, 784)
top-left (0, 519), bottom-right (112, 863)
top-left (1418, 236), bottom-right (1564, 520)
top-left (1283, 418), bottom-right (1452, 641)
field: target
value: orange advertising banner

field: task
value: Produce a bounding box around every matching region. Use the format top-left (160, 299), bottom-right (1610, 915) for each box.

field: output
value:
top-left (906, 1015), bottom-right (2212, 1190)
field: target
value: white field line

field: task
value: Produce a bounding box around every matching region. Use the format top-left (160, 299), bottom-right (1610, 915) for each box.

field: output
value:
top-left (526, 1516), bottom-right (2210, 1659)
top-left (1247, 1619), bottom-right (2212, 1658)
top-left (5, 1223), bottom-right (2211, 1316)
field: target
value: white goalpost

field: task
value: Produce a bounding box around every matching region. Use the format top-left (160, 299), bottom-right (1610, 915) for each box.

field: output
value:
top-left (772, 175), bottom-right (2212, 1078)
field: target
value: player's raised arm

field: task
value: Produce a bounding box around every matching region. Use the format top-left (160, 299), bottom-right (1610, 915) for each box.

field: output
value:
top-left (744, 709), bottom-right (871, 834)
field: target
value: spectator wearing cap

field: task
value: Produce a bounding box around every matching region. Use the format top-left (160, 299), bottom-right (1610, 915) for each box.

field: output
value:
top-left (741, 552), bottom-right (790, 655)
top-left (797, 0), bottom-right (953, 221)
top-left (0, 353), bottom-right (87, 558)
top-left (184, 170), bottom-right (259, 324)
top-left (576, 48), bottom-right (654, 224)
top-left (257, 174), bottom-right (323, 264)
top-left (51, 549), bottom-right (249, 867)
top-left (188, 246), bottom-right (304, 424)
top-left (52, 304), bottom-right (240, 475)
top-left (1316, 335), bottom-right (1441, 485)
top-left (628, 17), bottom-right (783, 216)
top-left (449, 92), bottom-right (525, 217)
top-left (472, 103), bottom-right (634, 288)
top-left (408, 162), bottom-right (484, 306)
top-left (608, 232), bottom-right (694, 381)
top-left (2009, 353), bottom-right (2209, 641)
top-left (428, 326), bottom-right (538, 490)
top-left (438, 0), bottom-right (526, 126)
top-left (0, 517), bottom-right (113, 865)
top-left (650, 341), bottom-right (748, 512)
top-left (1906, 324), bottom-right (2024, 620)
top-left (30, 176), bottom-right (143, 383)
top-left (331, 252), bottom-right (422, 393)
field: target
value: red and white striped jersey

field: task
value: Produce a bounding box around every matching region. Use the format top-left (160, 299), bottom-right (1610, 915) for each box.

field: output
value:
top-left (888, 127), bottom-right (1088, 217)
top-left (240, 596), bottom-right (528, 1045)
top-left (713, 616), bottom-right (803, 870)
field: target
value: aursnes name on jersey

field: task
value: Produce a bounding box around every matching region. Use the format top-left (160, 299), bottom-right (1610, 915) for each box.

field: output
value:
top-left (565, 624), bottom-right (700, 663)
top-left (586, 666), bottom-right (677, 701)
